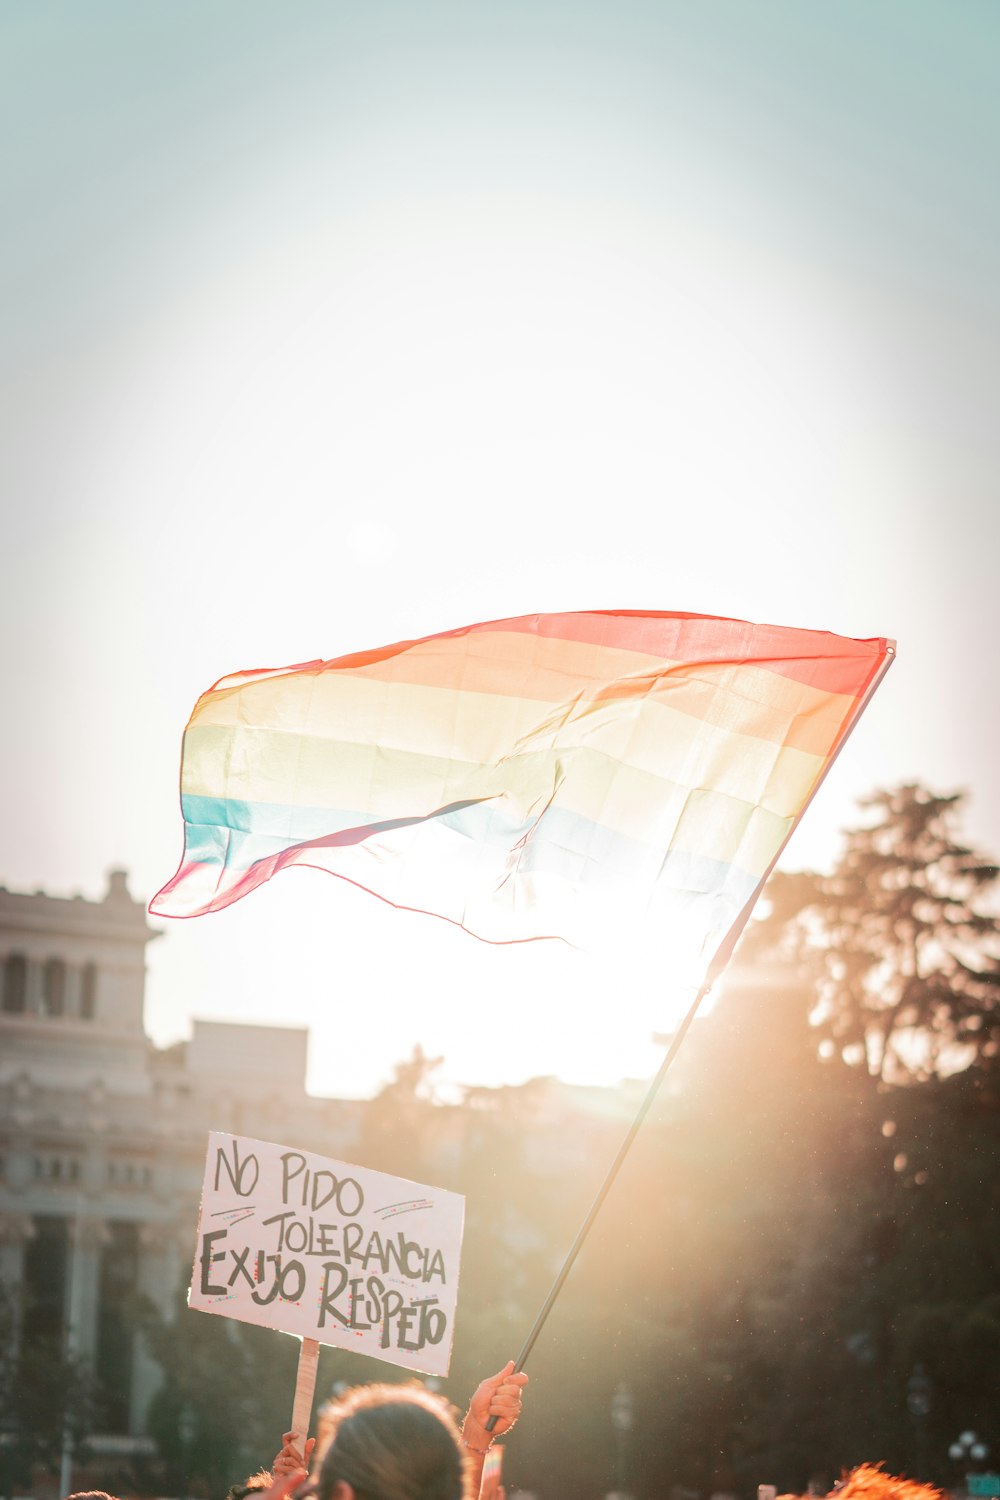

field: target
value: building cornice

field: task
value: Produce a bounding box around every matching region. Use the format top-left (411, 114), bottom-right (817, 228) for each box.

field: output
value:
top-left (0, 872), bottom-right (158, 946)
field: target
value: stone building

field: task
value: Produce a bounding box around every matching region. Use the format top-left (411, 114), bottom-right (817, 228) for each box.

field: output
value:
top-left (0, 870), bottom-right (363, 1441)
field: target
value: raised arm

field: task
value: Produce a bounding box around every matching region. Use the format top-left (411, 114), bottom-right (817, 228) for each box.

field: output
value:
top-left (461, 1361), bottom-right (528, 1497)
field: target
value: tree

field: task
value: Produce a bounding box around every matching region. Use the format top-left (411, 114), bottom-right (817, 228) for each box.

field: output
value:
top-left (358, 1043), bottom-right (447, 1180)
top-left (0, 1288), bottom-right (101, 1495)
top-left (761, 785), bottom-right (1000, 1082)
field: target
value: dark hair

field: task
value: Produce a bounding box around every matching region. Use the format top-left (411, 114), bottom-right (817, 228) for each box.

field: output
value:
top-left (318, 1383), bottom-right (466, 1500)
top-left (225, 1474), bottom-right (274, 1500)
top-left (65, 1493), bottom-right (121, 1500)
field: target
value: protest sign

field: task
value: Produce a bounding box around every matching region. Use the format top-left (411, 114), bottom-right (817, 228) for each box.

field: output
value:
top-left (189, 1131), bottom-right (466, 1376)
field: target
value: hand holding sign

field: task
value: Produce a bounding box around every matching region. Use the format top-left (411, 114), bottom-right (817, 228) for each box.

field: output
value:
top-left (273, 1429), bottom-right (316, 1482)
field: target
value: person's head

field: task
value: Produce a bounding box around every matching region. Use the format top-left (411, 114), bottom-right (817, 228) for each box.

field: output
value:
top-left (318, 1382), bottom-right (466, 1500)
top-left (778, 1467), bottom-right (945, 1500)
top-left (65, 1493), bottom-right (122, 1500)
top-left (225, 1473), bottom-right (273, 1500)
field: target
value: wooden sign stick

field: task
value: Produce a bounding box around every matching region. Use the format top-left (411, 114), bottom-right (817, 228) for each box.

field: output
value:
top-left (290, 1336), bottom-right (320, 1456)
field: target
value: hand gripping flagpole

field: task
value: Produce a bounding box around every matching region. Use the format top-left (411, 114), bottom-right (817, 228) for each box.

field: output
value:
top-left (485, 641), bottom-right (897, 1425)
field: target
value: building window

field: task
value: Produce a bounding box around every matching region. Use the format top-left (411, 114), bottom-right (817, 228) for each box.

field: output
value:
top-left (81, 962), bottom-right (97, 1020)
top-left (2, 954), bottom-right (28, 1014)
top-left (35, 1153), bottom-right (80, 1182)
top-left (109, 1159), bottom-right (149, 1187)
top-left (44, 958), bottom-right (66, 1017)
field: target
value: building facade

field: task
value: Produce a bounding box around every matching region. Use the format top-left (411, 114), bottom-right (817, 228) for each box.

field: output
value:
top-left (0, 871), bottom-right (363, 1439)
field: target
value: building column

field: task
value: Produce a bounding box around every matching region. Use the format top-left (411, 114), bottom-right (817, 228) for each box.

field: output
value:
top-left (0, 1212), bottom-right (36, 1354)
top-left (64, 963), bottom-right (83, 1018)
top-left (65, 1215), bottom-right (109, 1364)
top-left (130, 1221), bottom-right (184, 1434)
top-left (24, 957), bottom-right (44, 1016)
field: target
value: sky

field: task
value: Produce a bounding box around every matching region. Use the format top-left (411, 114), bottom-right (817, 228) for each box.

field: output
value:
top-left (2, 1), bottom-right (999, 1101)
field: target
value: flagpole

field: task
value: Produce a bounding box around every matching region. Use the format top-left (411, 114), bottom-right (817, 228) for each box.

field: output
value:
top-left (485, 978), bottom-right (711, 1426)
top-left (486, 641), bottom-right (897, 1422)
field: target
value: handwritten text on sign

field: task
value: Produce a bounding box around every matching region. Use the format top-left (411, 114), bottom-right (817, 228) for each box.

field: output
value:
top-left (189, 1132), bottom-right (466, 1376)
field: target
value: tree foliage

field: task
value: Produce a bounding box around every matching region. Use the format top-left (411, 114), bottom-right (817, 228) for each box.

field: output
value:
top-left (0, 1291), bottom-right (101, 1495)
top-left (757, 785), bottom-right (1000, 1081)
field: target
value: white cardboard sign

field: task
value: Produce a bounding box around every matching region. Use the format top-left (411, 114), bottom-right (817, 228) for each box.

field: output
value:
top-left (189, 1131), bottom-right (466, 1376)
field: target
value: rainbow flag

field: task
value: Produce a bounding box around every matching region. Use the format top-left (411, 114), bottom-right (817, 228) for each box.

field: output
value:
top-left (150, 611), bottom-right (893, 979)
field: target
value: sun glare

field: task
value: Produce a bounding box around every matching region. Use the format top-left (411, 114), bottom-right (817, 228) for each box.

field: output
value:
top-left (133, 171), bottom-right (886, 1101)
top-left (145, 869), bottom-right (707, 1101)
